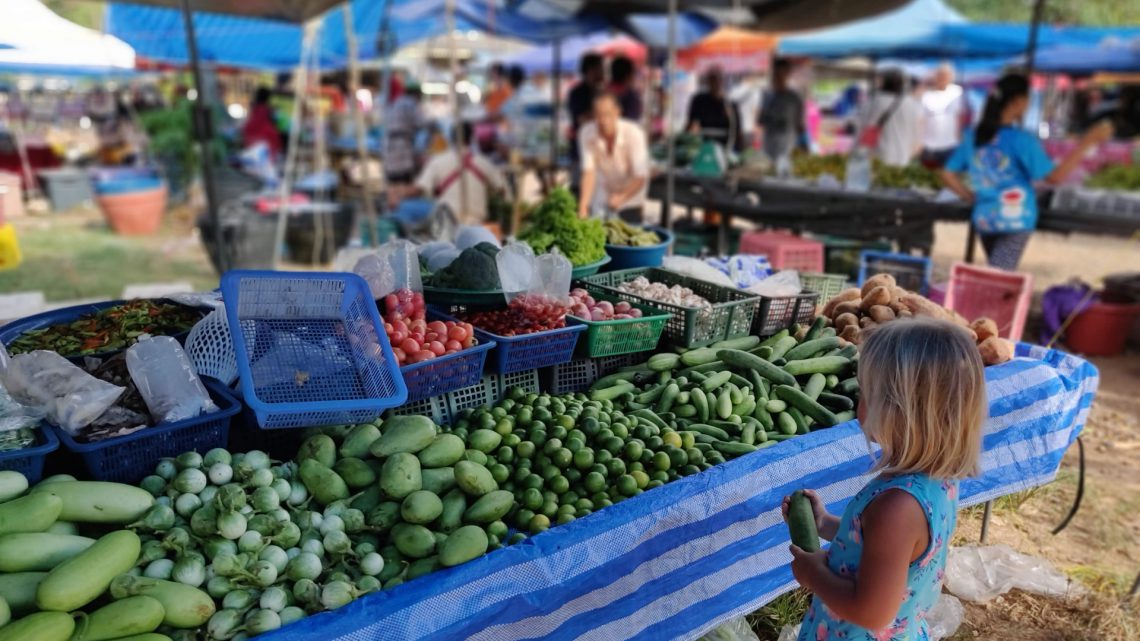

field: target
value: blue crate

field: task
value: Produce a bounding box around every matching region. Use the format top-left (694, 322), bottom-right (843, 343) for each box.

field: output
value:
top-left (222, 271), bottom-right (407, 429)
top-left (0, 425), bottom-right (60, 484)
top-left (54, 378), bottom-right (240, 483)
top-left (402, 340), bottom-right (495, 403)
top-left (858, 250), bottom-right (932, 295)
top-left (430, 306), bottom-right (586, 375)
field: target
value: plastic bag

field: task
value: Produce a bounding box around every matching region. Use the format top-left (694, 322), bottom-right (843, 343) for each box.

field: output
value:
top-left (455, 225), bottom-right (500, 250)
top-left (1, 349), bottom-right (124, 433)
top-left (944, 545), bottom-right (1077, 602)
top-left (355, 239), bottom-right (423, 301)
top-left (497, 243), bottom-right (571, 305)
top-left (698, 617), bottom-right (760, 641)
top-left (661, 255), bottom-right (736, 288)
top-left (496, 242), bottom-right (539, 300)
top-left (0, 384), bottom-right (44, 434)
top-left (747, 270), bottom-right (802, 298)
top-left (776, 624), bottom-right (800, 641)
top-left (126, 336), bottom-right (218, 424)
top-left (706, 255), bottom-right (774, 288)
top-left (927, 592), bottom-right (964, 641)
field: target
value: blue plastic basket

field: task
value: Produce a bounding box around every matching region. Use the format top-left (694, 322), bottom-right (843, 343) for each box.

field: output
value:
top-left (53, 378), bottom-right (240, 483)
top-left (604, 226), bottom-right (675, 271)
top-left (93, 177), bottom-right (165, 195)
top-left (402, 340), bottom-right (495, 403)
top-left (858, 251), bottom-right (932, 295)
top-left (0, 426), bottom-right (60, 484)
top-left (221, 271), bottom-right (407, 429)
top-left (431, 307), bottom-right (585, 375)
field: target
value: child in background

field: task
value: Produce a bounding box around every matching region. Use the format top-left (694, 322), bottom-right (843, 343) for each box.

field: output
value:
top-left (783, 318), bottom-right (986, 641)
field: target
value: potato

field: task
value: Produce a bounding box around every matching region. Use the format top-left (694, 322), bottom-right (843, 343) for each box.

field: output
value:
top-left (888, 300), bottom-right (909, 314)
top-left (860, 274), bottom-right (896, 298)
top-left (859, 316), bottom-right (879, 330)
top-left (823, 288), bottom-right (862, 318)
top-left (834, 300), bottom-right (861, 317)
top-left (978, 336), bottom-right (1012, 366)
top-left (839, 324), bottom-right (862, 344)
top-left (860, 286), bottom-right (891, 311)
top-left (971, 317), bottom-right (999, 343)
top-left (950, 310), bottom-right (971, 328)
top-left (900, 293), bottom-right (952, 321)
top-left (889, 285), bottom-right (908, 302)
top-left (868, 305), bottom-right (896, 324)
top-left (834, 312), bottom-right (860, 332)
top-left (898, 309), bottom-right (913, 318)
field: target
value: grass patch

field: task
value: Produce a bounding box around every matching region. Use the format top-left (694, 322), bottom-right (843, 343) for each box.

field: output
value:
top-left (0, 212), bottom-right (216, 301)
top-left (748, 589), bottom-right (810, 640)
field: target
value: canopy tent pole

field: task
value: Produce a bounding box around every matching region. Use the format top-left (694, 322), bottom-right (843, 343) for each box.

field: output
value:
top-left (447, 0), bottom-right (469, 222)
top-left (551, 39), bottom-right (562, 175)
top-left (272, 21), bottom-right (319, 269)
top-left (1025, 0), bottom-right (1047, 78)
top-left (179, 0), bottom-right (226, 272)
top-left (343, 3), bottom-right (379, 246)
top-left (662, 0), bottom-right (678, 230)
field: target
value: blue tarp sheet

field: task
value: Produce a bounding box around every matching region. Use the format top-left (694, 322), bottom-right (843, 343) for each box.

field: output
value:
top-left (779, 0), bottom-right (966, 59)
top-left (258, 342), bottom-right (1097, 641)
top-left (1033, 42), bottom-right (1140, 74)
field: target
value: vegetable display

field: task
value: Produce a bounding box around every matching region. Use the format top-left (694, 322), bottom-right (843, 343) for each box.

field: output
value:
top-left (819, 273), bottom-right (1012, 365)
top-left (568, 289), bottom-right (643, 321)
top-left (5, 300), bottom-right (204, 357)
top-left (603, 220), bottom-right (661, 247)
top-left (616, 276), bottom-right (712, 311)
top-left (518, 188), bottom-right (606, 266)
top-left (783, 154), bottom-right (941, 191)
top-left (1086, 164), bottom-right (1140, 191)
top-left (380, 289), bottom-right (477, 366)
top-left (425, 243), bottom-right (502, 291)
top-left (456, 296), bottom-right (567, 337)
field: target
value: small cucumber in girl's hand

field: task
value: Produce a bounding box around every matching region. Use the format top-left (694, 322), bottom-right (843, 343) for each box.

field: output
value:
top-left (787, 490), bottom-right (821, 553)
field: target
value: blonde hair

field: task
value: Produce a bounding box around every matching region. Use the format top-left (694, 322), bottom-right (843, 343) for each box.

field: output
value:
top-left (858, 318), bottom-right (986, 479)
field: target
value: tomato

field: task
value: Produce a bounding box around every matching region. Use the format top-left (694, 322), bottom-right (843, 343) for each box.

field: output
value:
top-left (427, 320), bottom-right (447, 336)
top-left (410, 319), bottom-right (427, 333)
top-left (447, 324), bottom-right (468, 342)
top-left (392, 347), bottom-right (406, 364)
top-left (383, 322), bottom-right (394, 334)
top-left (428, 341), bottom-right (446, 356)
top-left (425, 332), bottom-right (438, 343)
top-left (393, 319), bottom-right (409, 335)
top-left (384, 294), bottom-right (399, 315)
top-left (390, 330), bottom-right (407, 345)
top-left (400, 337), bottom-right (421, 355)
top-left (409, 350), bottom-right (435, 363)
top-left (445, 339), bottom-right (463, 352)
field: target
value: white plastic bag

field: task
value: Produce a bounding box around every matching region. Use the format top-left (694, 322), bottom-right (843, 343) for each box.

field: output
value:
top-left (776, 624), bottom-right (800, 641)
top-left (455, 225), bottom-right (500, 250)
top-left (698, 617), bottom-right (760, 641)
top-left (496, 242), bottom-right (539, 300)
top-left (747, 270), bottom-right (802, 298)
top-left (1, 349), bottom-right (124, 433)
top-left (126, 336), bottom-right (218, 424)
top-left (927, 592), bottom-right (964, 641)
top-left (944, 545), bottom-right (1077, 602)
top-left (355, 239), bottom-right (423, 300)
top-left (661, 255), bottom-right (736, 288)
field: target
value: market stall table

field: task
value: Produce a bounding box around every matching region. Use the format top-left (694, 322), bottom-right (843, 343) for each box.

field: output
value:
top-left (259, 343), bottom-right (1096, 641)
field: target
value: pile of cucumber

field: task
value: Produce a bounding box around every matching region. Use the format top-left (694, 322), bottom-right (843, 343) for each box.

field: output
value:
top-left (589, 317), bottom-right (860, 455)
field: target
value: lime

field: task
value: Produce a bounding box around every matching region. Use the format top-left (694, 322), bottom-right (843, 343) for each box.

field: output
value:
top-left (557, 414), bottom-right (575, 430)
top-left (542, 438), bottom-right (563, 456)
top-left (684, 447), bottom-right (704, 465)
top-left (529, 429), bottom-right (548, 447)
top-left (496, 446), bottom-right (515, 464)
top-left (580, 416), bottom-right (600, 435)
top-left (584, 471), bottom-right (607, 494)
top-left (646, 436), bottom-right (664, 450)
top-left (549, 425), bottom-right (568, 441)
top-left (651, 470), bottom-right (669, 483)
top-left (516, 509), bottom-right (535, 529)
top-left (513, 465), bottom-right (531, 483)
top-left (540, 465), bottom-right (560, 481)
top-left (628, 461), bottom-right (645, 474)
top-left (611, 423), bottom-right (629, 440)
top-left (464, 450), bottom-right (488, 466)
top-left (602, 436), bottom-right (624, 455)
top-left (681, 464), bottom-right (702, 476)
top-left (491, 407), bottom-right (507, 420)
top-left (479, 413), bottom-right (497, 430)
top-left (680, 431), bottom-right (696, 450)
top-left (549, 475), bottom-right (570, 495)
top-left (565, 437), bottom-right (585, 453)
top-left (487, 520), bottom-right (509, 539)
top-left (523, 474), bottom-right (544, 490)
top-left (557, 503), bottom-right (577, 516)
top-left (522, 488), bottom-right (543, 511)
top-left (623, 440), bottom-right (644, 462)
top-left (562, 490), bottom-right (579, 504)
top-left (573, 449), bottom-right (595, 470)
top-left (552, 448), bottom-right (573, 468)
top-left (495, 418), bottom-right (514, 436)
top-left (616, 474), bottom-right (638, 497)
top-left (564, 468), bottom-right (581, 484)
top-left (662, 431), bottom-right (683, 449)
top-left (516, 407), bottom-right (532, 426)
top-left (541, 500), bottom-right (559, 518)
top-left (575, 498), bottom-right (594, 511)
top-left (503, 433), bottom-right (521, 447)
top-left (633, 425), bottom-right (653, 441)
top-left (593, 449), bottom-right (613, 465)
top-left (631, 470), bottom-right (650, 489)
top-left (607, 458), bottom-right (627, 478)
top-left (489, 463), bottom-right (510, 484)
top-left (667, 447), bottom-right (688, 468)
top-left (575, 508), bottom-right (593, 518)
top-left (597, 498), bottom-right (614, 509)
top-left (529, 514), bottom-right (551, 534)
top-left (646, 480), bottom-right (664, 489)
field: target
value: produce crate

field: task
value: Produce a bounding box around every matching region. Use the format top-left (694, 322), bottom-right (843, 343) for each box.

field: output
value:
top-left (578, 267), bottom-right (760, 348)
top-left (595, 352), bottom-right (649, 377)
top-left (753, 291), bottom-right (820, 336)
top-left (944, 263), bottom-right (1033, 342)
top-left (221, 271), bottom-right (407, 429)
top-left (547, 359), bottom-right (597, 395)
top-left (446, 375), bottom-right (499, 417)
top-left (809, 234), bottom-right (893, 281)
top-left (800, 272), bottom-right (848, 302)
top-left (494, 369), bottom-right (542, 396)
top-left (433, 307), bottom-right (586, 375)
top-left (739, 231), bottom-right (823, 272)
top-left (0, 425), bottom-right (59, 484)
top-left (858, 251), bottom-right (931, 295)
top-left (228, 405), bottom-right (307, 461)
top-left (401, 340), bottom-right (495, 403)
top-left (55, 378), bottom-right (240, 483)
top-left (388, 395), bottom-right (451, 426)
top-left (567, 293), bottom-right (671, 358)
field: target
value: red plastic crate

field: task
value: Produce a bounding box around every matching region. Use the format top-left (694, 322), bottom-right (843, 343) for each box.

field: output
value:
top-left (943, 263), bottom-right (1033, 342)
top-left (739, 231), bottom-right (823, 272)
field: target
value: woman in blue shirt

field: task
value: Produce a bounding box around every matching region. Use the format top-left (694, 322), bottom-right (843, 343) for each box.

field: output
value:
top-left (939, 74), bottom-right (1112, 270)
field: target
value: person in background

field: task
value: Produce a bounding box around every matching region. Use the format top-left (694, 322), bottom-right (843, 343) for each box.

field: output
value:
top-left (577, 93), bottom-right (649, 223)
top-left (757, 58), bottom-right (805, 160)
top-left (242, 87), bottom-right (283, 158)
top-left (939, 73), bottom-right (1113, 270)
top-left (610, 55), bottom-right (642, 120)
top-left (483, 63), bottom-right (512, 117)
top-left (384, 83), bottom-right (426, 186)
top-left (498, 65), bottom-right (529, 151)
top-left (568, 53), bottom-right (606, 187)
top-left (389, 123), bottom-right (509, 227)
top-left (859, 69), bottom-right (924, 167)
top-left (920, 64), bottom-right (968, 168)
top-left (686, 67), bottom-right (743, 151)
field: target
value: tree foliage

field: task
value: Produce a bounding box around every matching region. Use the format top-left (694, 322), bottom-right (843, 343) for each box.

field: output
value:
top-left (948, 0), bottom-right (1140, 26)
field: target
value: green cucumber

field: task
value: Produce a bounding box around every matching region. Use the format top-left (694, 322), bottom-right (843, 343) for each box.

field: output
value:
top-left (71, 595), bottom-right (165, 641)
top-left (37, 530), bottom-right (140, 612)
top-left (759, 329), bottom-right (789, 347)
top-left (716, 349), bottom-right (796, 386)
top-left (767, 336), bottom-right (799, 361)
top-left (0, 472), bottom-right (28, 504)
top-left (690, 388), bottom-right (710, 422)
top-left (0, 533), bottom-right (94, 573)
top-left (0, 611), bottom-right (74, 641)
top-left (590, 381), bottom-right (636, 402)
top-left (774, 385), bottom-right (841, 427)
top-left (106, 576), bottom-right (215, 628)
top-left (711, 335), bottom-right (761, 351)
top-left (803, 316), bottom-right (827, 341)
top-left (686, 424), bottom-right (731, 441)
top-left (655, 383), bottom-right (680, 414)
top-left (787, 490), bottom-right (821, 552)
top-left (776, 412), bottom-right (797, 436)
top-left (836, 377), bottom-right (860, 395)
top-left (680, 347), bottom-right (719, 367)
top-left (784, 337), bottom-right (841, 362)
top-left (817, 392), bottom-right (855, 411)
top-left (765, 399), bottom-right (787, 413)
top-left (803, 374), bottom-right (827, 401)
top-left (0, 494), bottom-right (61, 536)
top-left (699, 371), bottom-right (732, 393)
top-left (647, 353), bottom-right (681, 372)
top-left (782, 356), bottom-right (852, 377)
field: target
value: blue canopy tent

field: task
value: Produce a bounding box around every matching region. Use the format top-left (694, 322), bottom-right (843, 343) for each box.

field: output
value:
top-left (778, 0), bottom-right (966, 59)
top-left (1032, 39), bottom-right (1140, 74)
top-left (935, 23), bottom-right (1140, 60)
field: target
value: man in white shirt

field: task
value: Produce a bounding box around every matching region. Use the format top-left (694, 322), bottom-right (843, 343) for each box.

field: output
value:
top-left (577, 93), bottom-right (650, 222)
top-left (920, 64), bottom-right (967, 167)
top-left (390, 125), bottom-right (509, 226)
top-left (860, 69), bottom-right (924, 167)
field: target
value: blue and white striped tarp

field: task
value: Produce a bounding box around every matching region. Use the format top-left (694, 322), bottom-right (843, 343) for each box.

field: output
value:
top-left (263, 343), bottom-right (1098, 641)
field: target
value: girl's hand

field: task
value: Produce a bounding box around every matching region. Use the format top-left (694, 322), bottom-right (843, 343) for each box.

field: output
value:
top-left (789, 544), bottom-right (829, 592)
top-left (782, 489), bottom-right (831, 532)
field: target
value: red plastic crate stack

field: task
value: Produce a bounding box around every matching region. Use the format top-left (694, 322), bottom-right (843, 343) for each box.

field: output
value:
top-left (739, 231), bottom-right (824, 272)
top-left (943, 263), bottom-right (1033, 342)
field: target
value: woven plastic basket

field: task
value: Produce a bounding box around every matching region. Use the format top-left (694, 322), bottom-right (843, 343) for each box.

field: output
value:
top-left (566, 293), bottom-right (671, 358)
top-left (753, 291), bottom-right (821, 336)
top-left (221, 271), bottom-right (407, 429)
top-left (0, 426), bottom-right (59, 484)
top-left (185, 307), bottom-right (238, 385)
top-left (799, 272), bottom-right (848, 303)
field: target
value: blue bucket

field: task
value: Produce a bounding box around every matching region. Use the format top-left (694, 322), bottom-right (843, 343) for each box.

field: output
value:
top-left (93, 176), bottom-right (165, 195)
top-left (604, 226), bottom-right (674, 271)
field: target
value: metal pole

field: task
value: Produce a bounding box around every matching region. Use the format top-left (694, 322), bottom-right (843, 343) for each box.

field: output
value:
top-left (663, 0), bottom-right (678, 230)
top-left (1025, 0), bottom-right (1048, 78)
top-left (979, 500), bottom-right (993, 543)
top-left (178, 0), bottom-right (226, 272)
top-left (551, 39), bottom-right (562, 173)
top-left (446, 0), bottom-right (469, 219)
top-left (343, 4), bottom-right (379, 246)
top-left (272, 23), bottom-right (317, 269)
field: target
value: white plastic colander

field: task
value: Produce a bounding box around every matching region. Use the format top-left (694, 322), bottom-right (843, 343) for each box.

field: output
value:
top-left (185, 306), bottom-right (238, 385)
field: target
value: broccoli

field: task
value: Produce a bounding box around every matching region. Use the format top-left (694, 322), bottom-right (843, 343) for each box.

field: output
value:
top-left (429, 243), bottom-right (502, 290)
top-left (518, 187), bottom-right (606, 266)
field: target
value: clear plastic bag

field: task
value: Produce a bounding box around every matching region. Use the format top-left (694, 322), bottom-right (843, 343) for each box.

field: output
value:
top-left (455, 225), bottom-right (500, 250)
top-left (661, 255), bottom-right (736, 288)
top-left (748, 270), bottom-right (802, 298)
top-left (698, 617), bottom-right (760, 641)
top-left (126, 336), bottom-right (218, 424)
top-left (1, 349), bottom-right (124, 434)
top-left (945, 545), bottom-right (1077, 602)
top-left (355, 239), bottom-right (423, 301)
top-left (498, 243), bottom-right (571, 305)
top-left (927, 592), bottom-right (964, 641)
top-left (776, 624), bottom-right (800, 641)
top-left (496, 242), bottom-right (539, 301)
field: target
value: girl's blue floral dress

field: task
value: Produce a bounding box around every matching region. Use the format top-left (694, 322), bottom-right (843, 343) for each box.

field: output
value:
top-left (798, 474), bottom-right (957, 641)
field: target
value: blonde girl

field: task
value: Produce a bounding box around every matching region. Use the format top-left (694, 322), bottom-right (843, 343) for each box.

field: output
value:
top-left (783, 318), bottom-right (986, 641)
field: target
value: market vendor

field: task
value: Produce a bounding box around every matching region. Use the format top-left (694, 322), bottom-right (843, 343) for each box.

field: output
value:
top-left (577, 93), bottom-right (650, 223)
top-left (939, 73), bottom-right (1114, 270)
top-left (388, 124), bottom-right (509, 226)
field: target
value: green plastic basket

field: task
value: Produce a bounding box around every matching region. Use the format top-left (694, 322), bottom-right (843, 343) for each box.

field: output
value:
top-left (800, 272), bottom-right (848, 302)
top-left (570, 255), bottom-right (612, 279)
top-left (809, 234), bottom-right (892, 281)
top-left (566, 292), bottom-right (672, 357)
top-left (578, 267), bottom-right (760, 348)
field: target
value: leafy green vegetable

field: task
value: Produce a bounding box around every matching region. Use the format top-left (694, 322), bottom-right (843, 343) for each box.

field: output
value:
top-left (519, 188), bottom-right (606, 266)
